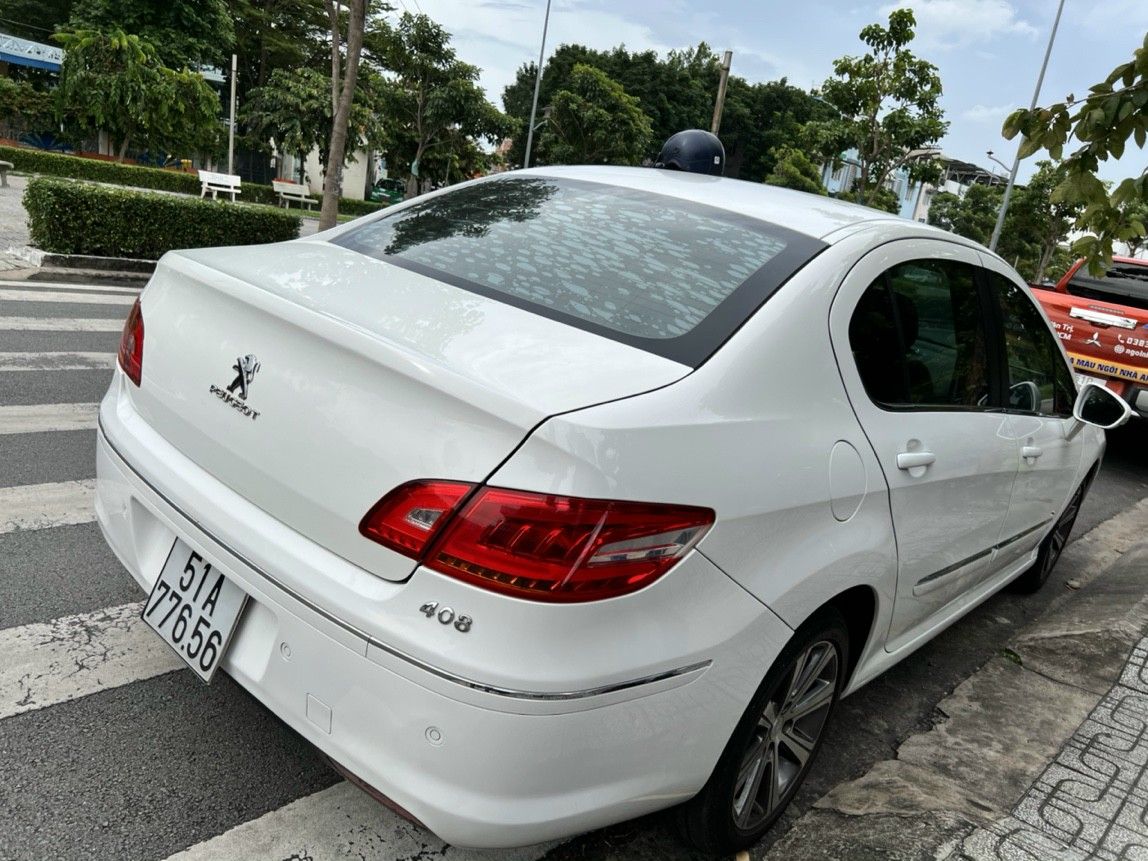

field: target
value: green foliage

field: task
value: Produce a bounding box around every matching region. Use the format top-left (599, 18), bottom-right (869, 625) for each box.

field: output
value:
top-left (0, 144), bottom-right (202, 191)
top-left (0, 0), bottom-right (74, 41)
top-left (336, 197), bottom-right (386, 217)
top-left (804, 8), bottom-right (948, 207)
top-left (54, 28), bottom-right (221, 161)
top-left (67, 0), bottom-right (234, 67)
top-left (764, 146), bottom-right (827, 194)
top-left (501, 42), bottom-right (832, 178)
top-left (926, 162), bottom-right (1080, 282)
top-left (837, 184), bottom-right (901, 213)
top-left (242, 66), bottom-right (388, 170)
top-left (0, 79), bottom-right (55, 135)
top-left (535, 64), bottom-right (652, 166)
top-left (1115, 197), bottom-right (1148, 257)
top-left (366, 13), bottom-right (511, 194)
top-left (928, 185), bottom-right (1001, 245)
top-left (1003, 33), bottom-right (1148, 270)
top-left (25, 178), bottom-right (300, 259)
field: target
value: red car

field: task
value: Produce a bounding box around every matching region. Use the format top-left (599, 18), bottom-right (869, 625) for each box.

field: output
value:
top-left (1032, 255), bottom-right (1148, 418)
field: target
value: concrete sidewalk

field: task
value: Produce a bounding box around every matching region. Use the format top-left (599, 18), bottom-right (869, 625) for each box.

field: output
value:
top-left (764, 499), bottom-right (1148, 860)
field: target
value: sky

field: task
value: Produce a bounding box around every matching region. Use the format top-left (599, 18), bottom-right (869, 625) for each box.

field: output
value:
top-left (400, 0), bottom-right (1148, 184)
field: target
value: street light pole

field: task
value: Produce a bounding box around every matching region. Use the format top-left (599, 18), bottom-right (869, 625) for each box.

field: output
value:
top-left (227, 53), bottom-right (237, 176)
top-left (523, 0), bottom-right (552, 170)
top-left (988, 0), bottom-right (1065, 252)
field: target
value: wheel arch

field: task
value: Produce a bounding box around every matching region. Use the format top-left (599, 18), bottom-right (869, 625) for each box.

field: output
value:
top-left (817, 585), bottom-right (879, 690)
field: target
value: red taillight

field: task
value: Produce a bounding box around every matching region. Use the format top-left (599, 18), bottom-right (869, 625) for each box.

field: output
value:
top-left (359, 480), bottom-right (475, 558)
top-left (361, 482), bottom-right (714, 602)
top-left (118, 298), bottom-right (144, 386)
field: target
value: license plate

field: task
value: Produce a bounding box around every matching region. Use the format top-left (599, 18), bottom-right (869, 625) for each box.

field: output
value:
top-left (143, 540), bottom-right (248, 682)
top-left (1075, 373), bottom-right (1109, 390)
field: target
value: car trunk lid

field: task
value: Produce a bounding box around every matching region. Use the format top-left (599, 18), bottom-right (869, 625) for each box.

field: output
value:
top-left (128, 242), bottom-right (690, 581)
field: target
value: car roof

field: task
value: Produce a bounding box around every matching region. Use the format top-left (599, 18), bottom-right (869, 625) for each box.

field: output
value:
top-left (518, 165), bottom-right (965, 245)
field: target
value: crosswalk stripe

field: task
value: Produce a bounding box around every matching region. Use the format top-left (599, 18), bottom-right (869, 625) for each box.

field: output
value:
top-left (0, 316), bottom-right (125, 332)
top-left (0, 289), bottom-right (136, 306)
top-left (0, 403), bottom-right (99, 434)
top-left (163, 781), bottom-right (554, 861)
top-left (0, 601), bottom-right (182, 720)
top-left (0, 351), bottom-right (116, 371)
top-left (0, 479), bottom-right (96, 533)
top-left (0, 281), bottom-right (142, 295)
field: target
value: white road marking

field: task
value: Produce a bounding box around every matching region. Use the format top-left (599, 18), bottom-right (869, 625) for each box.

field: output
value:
top-left (0, 602), bottom-right (182, 720)
top-left (0, 289), bottom-right (135, 305)
top-left (0, 316), bottom-right (124, 332)
top-left (0, 352), bottom-right (116, 372)
top-left (164, 781), bottom-right (554, 861)
top-left (0, 281), bottom-right (141, 295)
top-left (0, 479), bottom-right (96, 533)
top-left (0, 403), bottom-right (99, 434)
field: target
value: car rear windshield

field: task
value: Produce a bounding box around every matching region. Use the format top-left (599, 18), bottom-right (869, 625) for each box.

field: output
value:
top-left (332, 176), bottom-right (825, 366)
top-left (1067, 262), bottom-right (1148, 312)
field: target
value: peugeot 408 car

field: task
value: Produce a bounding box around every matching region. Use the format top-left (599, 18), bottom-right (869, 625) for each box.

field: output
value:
top-left (96, 166), bottom-right (1131, 855)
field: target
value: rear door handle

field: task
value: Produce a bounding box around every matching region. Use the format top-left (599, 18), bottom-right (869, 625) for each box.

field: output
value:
top-left (1022, 445), bottom-right (1044, 460)
top-left (896, 451), bottom-right (936, 470)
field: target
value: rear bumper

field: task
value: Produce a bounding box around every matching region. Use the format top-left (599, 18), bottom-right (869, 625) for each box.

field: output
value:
top-left (95, 377), bottom-right (791, 847)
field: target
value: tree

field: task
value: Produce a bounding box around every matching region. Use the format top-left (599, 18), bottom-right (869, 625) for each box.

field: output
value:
top-left (1003, 33), bottom-right (1147, 269)
top-left (1115, 198), bottom-right (1148, 257)
top-left (242, 65), bottom-right (388, 176)
top-left (0, 0), bottom-right (73, 41)
top-left (534, 64), bottom-right (652, 166)
top-left (319, 0), bottom-right (367, 230)
top-left (804, 9), bottom-right (948, 208)
top-left (500, 42), bottom-right (833, 178)
top-left (366, 13), bottom-right (510, 197)
top-left (54, 28), bottom-right (220, 161)
top-left (1006, 161), bottom-right (1081, 282)
top-left (66, 0), bottom-right (234, 67)
top-left (0, 78), bottom-right (55, 138)
top-left (764, 146), bottom-right (826, 194)
top-left (928, 185), bottom-right (1001, 244)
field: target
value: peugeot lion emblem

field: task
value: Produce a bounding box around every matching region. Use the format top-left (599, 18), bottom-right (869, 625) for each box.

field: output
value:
top-left (209, 355), bottom-right (262, 421)
top-left (227, 354), bottom-right (261, 400)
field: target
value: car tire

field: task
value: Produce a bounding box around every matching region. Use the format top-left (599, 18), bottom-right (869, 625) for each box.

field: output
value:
top-left (676, 607), bottom-right (849, 855)
top-left (1010, 479), bottom-right (1088, 594)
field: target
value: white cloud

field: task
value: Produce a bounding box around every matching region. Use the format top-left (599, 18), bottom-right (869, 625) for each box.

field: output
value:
top-left (961, 103), bottom-right (1013, 123)
top-left (878, 0), bottom-right (1038, 51)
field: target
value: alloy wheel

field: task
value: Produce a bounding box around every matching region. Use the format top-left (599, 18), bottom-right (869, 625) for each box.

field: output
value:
top-left (1041, 486), bottom-right (1082, 580)
top-left (731, 640), bottom-right (839, 830)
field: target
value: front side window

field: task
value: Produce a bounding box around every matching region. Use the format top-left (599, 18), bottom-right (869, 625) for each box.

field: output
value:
top-left (849, 259), bottom-right (991, 409)
top-left (991, 273), bottom-right (1075, 416)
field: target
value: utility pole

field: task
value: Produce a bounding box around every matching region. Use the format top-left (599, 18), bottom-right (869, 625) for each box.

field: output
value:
top-left (523, 0), bottom-right (552, 170)
top-left (711, 51), bottom-right (733, 135)
top-left (227, 53), bottom-right (237, 176)
top-left (989, 0), bottom-right (1065, 252)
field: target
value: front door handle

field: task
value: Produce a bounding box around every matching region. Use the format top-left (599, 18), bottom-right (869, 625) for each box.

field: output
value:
top-left (1022, 445), bottom-right (1044, 460)
top-left (896, 451), bottom-right (936, 470)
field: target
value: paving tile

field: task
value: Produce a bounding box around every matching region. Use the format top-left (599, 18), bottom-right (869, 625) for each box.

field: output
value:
top-left (952, 817), bottom-right (1091, 860)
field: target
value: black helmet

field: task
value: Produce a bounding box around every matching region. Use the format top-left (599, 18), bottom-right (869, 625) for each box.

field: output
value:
top-left (655, 130), bottom-right (725, 176)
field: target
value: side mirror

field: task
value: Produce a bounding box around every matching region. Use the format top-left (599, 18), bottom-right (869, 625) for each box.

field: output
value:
top-left (1009, 380), bottom-right (1041, 413)
top-left (1073, 383), bottom-right (1134, 430)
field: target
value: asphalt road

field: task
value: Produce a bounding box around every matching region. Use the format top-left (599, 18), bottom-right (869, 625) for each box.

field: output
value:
top-left (1, 277), bottom-right (1145, 861)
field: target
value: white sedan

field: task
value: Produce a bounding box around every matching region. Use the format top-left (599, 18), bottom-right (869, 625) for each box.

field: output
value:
top-left (95, 166), bottom-right (1131, 855)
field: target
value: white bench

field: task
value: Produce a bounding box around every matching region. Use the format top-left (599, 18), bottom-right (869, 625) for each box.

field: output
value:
top-left (273, 179), bottom-right (316, 209)
top-left (198, 170), bottom-right (241, 202)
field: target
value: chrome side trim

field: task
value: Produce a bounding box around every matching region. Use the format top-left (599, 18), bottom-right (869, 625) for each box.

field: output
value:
top-left (915, 518), bottom-right (1054, 588)
top-left (98, 417), bottom-right (711, 702)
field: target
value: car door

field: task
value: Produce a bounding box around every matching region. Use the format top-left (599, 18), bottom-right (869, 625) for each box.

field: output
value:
top-left (980, 260), bottom-right (1084, 568)
top-left (830, 239), bottom-right (1019, 648)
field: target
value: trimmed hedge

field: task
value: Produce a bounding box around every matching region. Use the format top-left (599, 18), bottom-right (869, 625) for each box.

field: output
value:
top-left (0, 144), bottom-right (201, 194)
top-left (25, 177), bottom-right (300, 260)
top-left (338, 197), bottom-right (387, 217)
top-left (1, 144), bottom-right (388, 215)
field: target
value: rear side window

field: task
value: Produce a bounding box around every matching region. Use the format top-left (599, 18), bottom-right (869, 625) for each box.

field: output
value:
top-left (849, 259), bottom-right (991, 409)
top-left (991, 273), bottom-right (1075, 417)
top-left (333, 176), bottom-right (825, 366)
